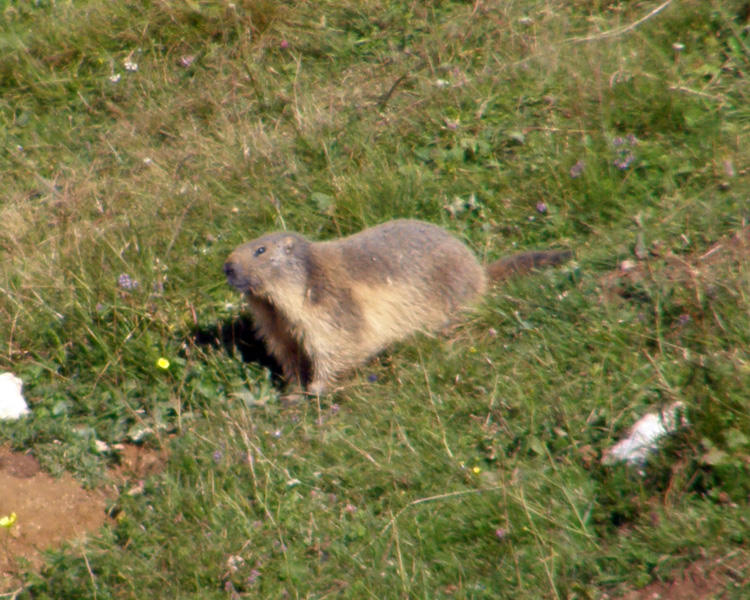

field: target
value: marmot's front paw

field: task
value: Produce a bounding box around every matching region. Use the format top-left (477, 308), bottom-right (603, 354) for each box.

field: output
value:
top-left (308, 378), bottom-right (330, 397)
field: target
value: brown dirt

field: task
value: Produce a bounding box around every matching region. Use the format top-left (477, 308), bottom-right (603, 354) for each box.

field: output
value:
top-left (617, 556), bottom-right (749, 600)
top-left (111, 442), bottom-right (169, 483)
top-left (0, 446), bottom-right (110, 590)
top-left (0, 443), bottom-right (168, 592)
top-left (600, 224), bottom-right (750, 304)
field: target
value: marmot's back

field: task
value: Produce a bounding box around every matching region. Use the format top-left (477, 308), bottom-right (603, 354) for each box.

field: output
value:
top-left (327, 219), bottom-right (486, 312)
top-left (305, 220), bottom-right (486, 370)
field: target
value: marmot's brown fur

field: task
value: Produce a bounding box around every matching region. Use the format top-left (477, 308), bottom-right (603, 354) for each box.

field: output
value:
top-left (224, 219), bottom-right (570, 395)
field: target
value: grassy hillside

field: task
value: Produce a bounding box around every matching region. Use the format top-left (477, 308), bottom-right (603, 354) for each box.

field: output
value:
top-left (1, 0), bottom-right (749, 597)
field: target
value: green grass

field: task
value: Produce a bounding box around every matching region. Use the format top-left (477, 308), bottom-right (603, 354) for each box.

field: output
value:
top-left (2, 0), bottom-right (750, 597)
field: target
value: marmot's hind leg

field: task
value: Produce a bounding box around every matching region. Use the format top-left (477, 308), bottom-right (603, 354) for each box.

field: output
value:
top-left (307, 359), bottom-right (339, 397)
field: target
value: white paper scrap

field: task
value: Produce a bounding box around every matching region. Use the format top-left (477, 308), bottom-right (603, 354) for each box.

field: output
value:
top-left (0, 372), bottom-right (30, 420)
top-left (603, 401), bottom-right (686, 466)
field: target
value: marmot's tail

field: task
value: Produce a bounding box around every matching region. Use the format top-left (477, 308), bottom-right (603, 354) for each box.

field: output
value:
top-left (485, 250), bottom-right (573, 282)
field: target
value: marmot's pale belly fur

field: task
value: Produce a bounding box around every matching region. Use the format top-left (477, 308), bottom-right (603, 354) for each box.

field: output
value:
top-left (224, 219), bottom-right (570, 395)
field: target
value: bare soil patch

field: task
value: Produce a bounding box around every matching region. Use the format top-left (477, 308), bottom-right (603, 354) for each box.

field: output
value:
top-left (0, 443), bottom-right (168, 592)
top-left (111, 442), bottom-right (169, 483)
top-left (618, 556), bottom-right (749, 600)
top-left (0, 446), bottom-right (110, 590)
top-left (600, 225), bottom-right (750, 303)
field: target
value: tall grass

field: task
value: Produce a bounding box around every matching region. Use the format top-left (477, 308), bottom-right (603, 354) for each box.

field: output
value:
top-left (2, 0), bottom-right (750, 597)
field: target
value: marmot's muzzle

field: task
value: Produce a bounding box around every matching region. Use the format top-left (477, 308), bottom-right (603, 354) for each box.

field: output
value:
top-left (224, 261), bottom-right (249, 292)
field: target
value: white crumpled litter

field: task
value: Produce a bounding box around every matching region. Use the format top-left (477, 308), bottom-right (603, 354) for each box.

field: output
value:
top-left (603, 401), bottom-right (686, 466)
top-left (0, 372), bottom-right (30, 420)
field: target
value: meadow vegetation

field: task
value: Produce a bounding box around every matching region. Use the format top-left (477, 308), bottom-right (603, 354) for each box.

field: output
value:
top-left (1, 0), bottom-right (749, 597)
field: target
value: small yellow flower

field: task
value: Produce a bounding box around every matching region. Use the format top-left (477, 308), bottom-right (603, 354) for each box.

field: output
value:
top-left (0, 512), bottom-right (17, 528)
top-left (156, 357), bottom-right (170, 370)
top-left (472, 466), bottom-right (481, 474)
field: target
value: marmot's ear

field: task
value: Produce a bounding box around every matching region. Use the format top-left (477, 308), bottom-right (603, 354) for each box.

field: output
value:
top-left (282, 237), bottom-right (295, 254)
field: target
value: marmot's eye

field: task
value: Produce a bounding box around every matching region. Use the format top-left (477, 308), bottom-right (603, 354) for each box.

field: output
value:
top-left (254, 246), bottom-right (266, 257)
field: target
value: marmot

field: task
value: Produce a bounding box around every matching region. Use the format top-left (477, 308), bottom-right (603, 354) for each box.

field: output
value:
top-left (224, 219), bottom-right (570, 395)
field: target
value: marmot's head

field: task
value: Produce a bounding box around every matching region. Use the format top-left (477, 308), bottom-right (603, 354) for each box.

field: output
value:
top-left (224, 232), bottom-right (310, 297)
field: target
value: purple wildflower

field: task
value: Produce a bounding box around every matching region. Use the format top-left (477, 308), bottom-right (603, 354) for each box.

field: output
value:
top-left (247, 569), bottom-right (261, 585)
top-left (569, 160), bottom-right (585, 178)
top-left (367, 374), bottom-right (378, 383)
top-left (213, 449), bottom-right (223, 463)
top-left (614, 152), bottom-right (636, 170)
top-left (117, 274), bottom-right (139, 290)
top-left (280, 40), bottom-right (289, 49)
top-left (612, 134), bottom-right (637, 170)
top-left (535, 201), bottom-right (547, 214)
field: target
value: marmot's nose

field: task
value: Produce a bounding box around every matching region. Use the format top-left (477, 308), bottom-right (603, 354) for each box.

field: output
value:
top-left (223, 262), bottom-right (236, 280)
